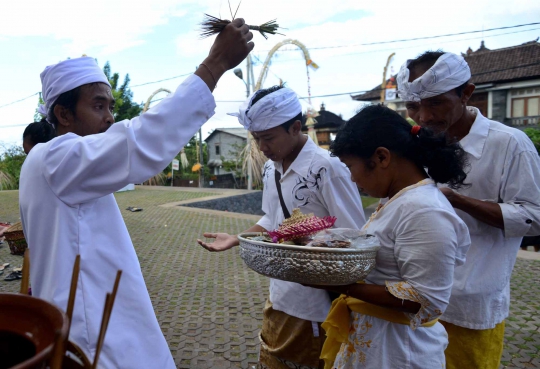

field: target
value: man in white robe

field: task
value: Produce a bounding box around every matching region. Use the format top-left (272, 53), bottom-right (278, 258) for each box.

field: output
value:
top-left (19, 19), bottom-right (253, 369)
top-left (398, 51), bottom-right (540, 369)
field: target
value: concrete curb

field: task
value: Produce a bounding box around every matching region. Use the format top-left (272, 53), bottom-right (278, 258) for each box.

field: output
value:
top-left (517, 249), bottom-right (540, 261)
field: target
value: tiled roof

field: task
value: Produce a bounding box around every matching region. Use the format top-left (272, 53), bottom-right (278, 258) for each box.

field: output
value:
top-left (352, 40), bottom-right (540, 101)
top-left (301, 103), bottom-right (345, 130)
top-left (205, 128), bottom-right (247, 142)
top-left (465, 40), bottom-right (540, 85)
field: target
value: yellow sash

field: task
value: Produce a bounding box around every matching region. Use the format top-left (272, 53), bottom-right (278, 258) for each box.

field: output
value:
top-left (320, 294), bottom-right (438, 369)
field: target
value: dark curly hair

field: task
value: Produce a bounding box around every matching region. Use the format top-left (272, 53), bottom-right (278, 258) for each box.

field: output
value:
top-left (330, 104), bottom-right (468, 189)
top-left (250, 85), bottom-right (301, 132)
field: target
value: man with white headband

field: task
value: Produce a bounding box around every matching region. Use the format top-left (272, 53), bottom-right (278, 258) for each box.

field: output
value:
top-left (198, 86), bottom-right (365, 368)
top-left (19, 20), bottom-right (253, 369)
top-left (398, 51), bottom-right (540, 369)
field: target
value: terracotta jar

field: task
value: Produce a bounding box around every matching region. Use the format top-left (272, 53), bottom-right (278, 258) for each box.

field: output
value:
top-left (0, 293), bottom-right (68, 369)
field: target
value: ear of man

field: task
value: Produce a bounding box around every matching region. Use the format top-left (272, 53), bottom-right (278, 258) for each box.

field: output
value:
top-left (53, 104), bottom-right (74, 128)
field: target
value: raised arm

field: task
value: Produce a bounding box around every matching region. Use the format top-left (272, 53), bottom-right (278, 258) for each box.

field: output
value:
top-left (42, 20), bottom-right (254, 206)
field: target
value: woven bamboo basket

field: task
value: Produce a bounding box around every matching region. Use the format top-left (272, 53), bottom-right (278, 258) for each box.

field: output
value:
top-left (4, 222), bottom-right (28, 255)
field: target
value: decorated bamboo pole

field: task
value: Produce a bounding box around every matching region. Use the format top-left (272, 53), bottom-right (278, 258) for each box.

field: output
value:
top-left (380, 53), bottom-right (395, 104)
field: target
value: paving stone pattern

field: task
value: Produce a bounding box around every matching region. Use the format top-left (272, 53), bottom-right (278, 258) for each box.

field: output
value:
top-left (1, 188), bottom-right (539, 368)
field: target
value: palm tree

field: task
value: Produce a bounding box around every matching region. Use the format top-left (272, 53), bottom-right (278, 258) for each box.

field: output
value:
top-left (0, 170), bottom-right (16, 190)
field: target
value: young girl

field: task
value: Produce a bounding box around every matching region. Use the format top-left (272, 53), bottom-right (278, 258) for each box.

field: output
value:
top-left (312, 104), bottom-right (471, 369)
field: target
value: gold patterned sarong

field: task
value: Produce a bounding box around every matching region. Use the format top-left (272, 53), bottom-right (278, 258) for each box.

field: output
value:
top-left (320, 295), bottom-right (438, 369)
top-left (258, 299), bottom-right (326, 369)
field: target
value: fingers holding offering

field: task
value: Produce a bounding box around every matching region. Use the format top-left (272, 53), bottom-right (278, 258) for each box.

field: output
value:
top-left (208, 18), bottom-right (254, 70)
top-left (231, 18), bottom-right (245, 27)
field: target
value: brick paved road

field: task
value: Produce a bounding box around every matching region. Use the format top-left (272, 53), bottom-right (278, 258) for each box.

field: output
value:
top-left (1, 187), bottom-right (539, 368)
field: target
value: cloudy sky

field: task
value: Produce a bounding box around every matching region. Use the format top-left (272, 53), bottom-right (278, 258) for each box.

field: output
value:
top-left (0, 0), bottom-right (539, 146)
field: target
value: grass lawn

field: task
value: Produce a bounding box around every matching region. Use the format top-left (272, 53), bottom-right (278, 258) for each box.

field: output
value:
top-left (361, 196), bottom-right (379, 208)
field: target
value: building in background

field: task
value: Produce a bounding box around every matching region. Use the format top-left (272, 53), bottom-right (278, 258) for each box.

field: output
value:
top-left (352, 39), bottom-right (540, 128)
top-left (301, 103), bottom-right (346, 149)
top-left (204, 128), bottom-right (247, 175)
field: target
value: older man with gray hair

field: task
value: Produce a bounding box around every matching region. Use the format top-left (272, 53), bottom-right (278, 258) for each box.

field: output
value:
top-left (398, 50), bottom-right (540, 369)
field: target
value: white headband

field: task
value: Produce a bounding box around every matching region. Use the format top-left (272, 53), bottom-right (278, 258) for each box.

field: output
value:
top-left (228, 87), bottom-right (302, 132)
top-left (39, 57), bottom-right (111, 122)
top-left (397, 53), bottom-right (471, 102)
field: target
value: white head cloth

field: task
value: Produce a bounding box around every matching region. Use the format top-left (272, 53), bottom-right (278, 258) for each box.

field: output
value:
top-left (228, 87), bottom-right (302, 132)
top-left (397, 53), bottom-right (471, 102)
top-left (38, 57), bottom-right (111, 121)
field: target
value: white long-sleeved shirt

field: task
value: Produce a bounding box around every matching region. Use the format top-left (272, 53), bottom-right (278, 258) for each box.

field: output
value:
top-left (441, 108), bottom-right (540, 329)
top-left (257, 137), bottom-right (366, 322)
top-left (335, 183), bottom-right (471, 368)
top-left (19, 75), bottom-right (215, 368)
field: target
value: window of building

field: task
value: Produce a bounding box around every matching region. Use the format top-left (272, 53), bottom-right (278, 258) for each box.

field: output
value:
top-left (215, 145), bottom-right (220, 155)
top-left (512, 97), bottom-right (540, 117)
top-left (510, 87), bottom-right (540, 125)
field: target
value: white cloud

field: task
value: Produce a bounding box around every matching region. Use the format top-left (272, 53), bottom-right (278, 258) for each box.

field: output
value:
top-left (1, 0), bottom-right (540, 144)
top-left (0, 0), bottom-right (194, 54)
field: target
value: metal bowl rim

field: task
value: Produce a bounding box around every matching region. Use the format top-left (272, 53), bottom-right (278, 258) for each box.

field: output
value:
top-left (238, 232), bottom-right (381, 253)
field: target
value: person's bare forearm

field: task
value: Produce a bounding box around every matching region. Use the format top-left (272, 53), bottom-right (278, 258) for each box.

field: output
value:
top-left (451, 193), bottom-right (504, 229)
top-left (232, 224), bottom-right (267, 246)
top-left (330, 284), bottom-right (421, 314)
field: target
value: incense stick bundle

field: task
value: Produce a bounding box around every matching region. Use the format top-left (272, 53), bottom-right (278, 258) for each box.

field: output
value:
top-left (92, 270), bottom-right (122, 369)
top-left (20, 249), bottom-right (30, 294)
top-left (200, 14), bottom-right (283, 39)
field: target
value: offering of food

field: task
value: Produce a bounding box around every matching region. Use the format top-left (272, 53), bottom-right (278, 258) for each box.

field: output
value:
top-left (267, 208), bottom-right (336, 243)
top-left (306, 228), bottom-right (379, 250)
top-left (310, 240), bottom-right (351, 249)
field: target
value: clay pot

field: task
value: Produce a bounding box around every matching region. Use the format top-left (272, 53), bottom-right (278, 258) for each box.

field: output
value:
top-left (0, 293), bottom-right (68, 369)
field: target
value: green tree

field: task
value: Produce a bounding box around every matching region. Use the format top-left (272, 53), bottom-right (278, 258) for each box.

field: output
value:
top-left (34, 93), bottom-right (45, 122)
top-left (163, 135), bottom-right (209, 181)
top-left (0, 144), bottom-right (26, 190)
top-left (524, 128), bottom-right (540, 155)
top-left (102, 62), bottom-right (142, 121)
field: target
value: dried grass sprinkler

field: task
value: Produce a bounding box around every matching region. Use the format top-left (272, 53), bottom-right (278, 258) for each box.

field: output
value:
top-left (200, 14), bottom-right (283, 40)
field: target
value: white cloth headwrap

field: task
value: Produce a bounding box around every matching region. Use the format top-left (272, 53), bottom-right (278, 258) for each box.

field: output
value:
top-left (397, 53), bottom-right (471, 102)
top-left (228, 87), bottom-right (302, 132)
top-left (38, 57), bottom-right (111, 121)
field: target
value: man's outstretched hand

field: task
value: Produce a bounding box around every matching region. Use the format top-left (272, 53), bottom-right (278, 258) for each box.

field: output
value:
top-left (197, 232), bottom-right (239, 252)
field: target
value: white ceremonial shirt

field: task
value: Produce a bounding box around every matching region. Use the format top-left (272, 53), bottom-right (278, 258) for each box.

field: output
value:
top-left (441, 108), bottom-right (540, 330)
top-left (335, 183), bottom-right (471, 369)
top-left (19, 75), bottom-right (215, 369)
top-left (257, 137), bottom-right (366, 322)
